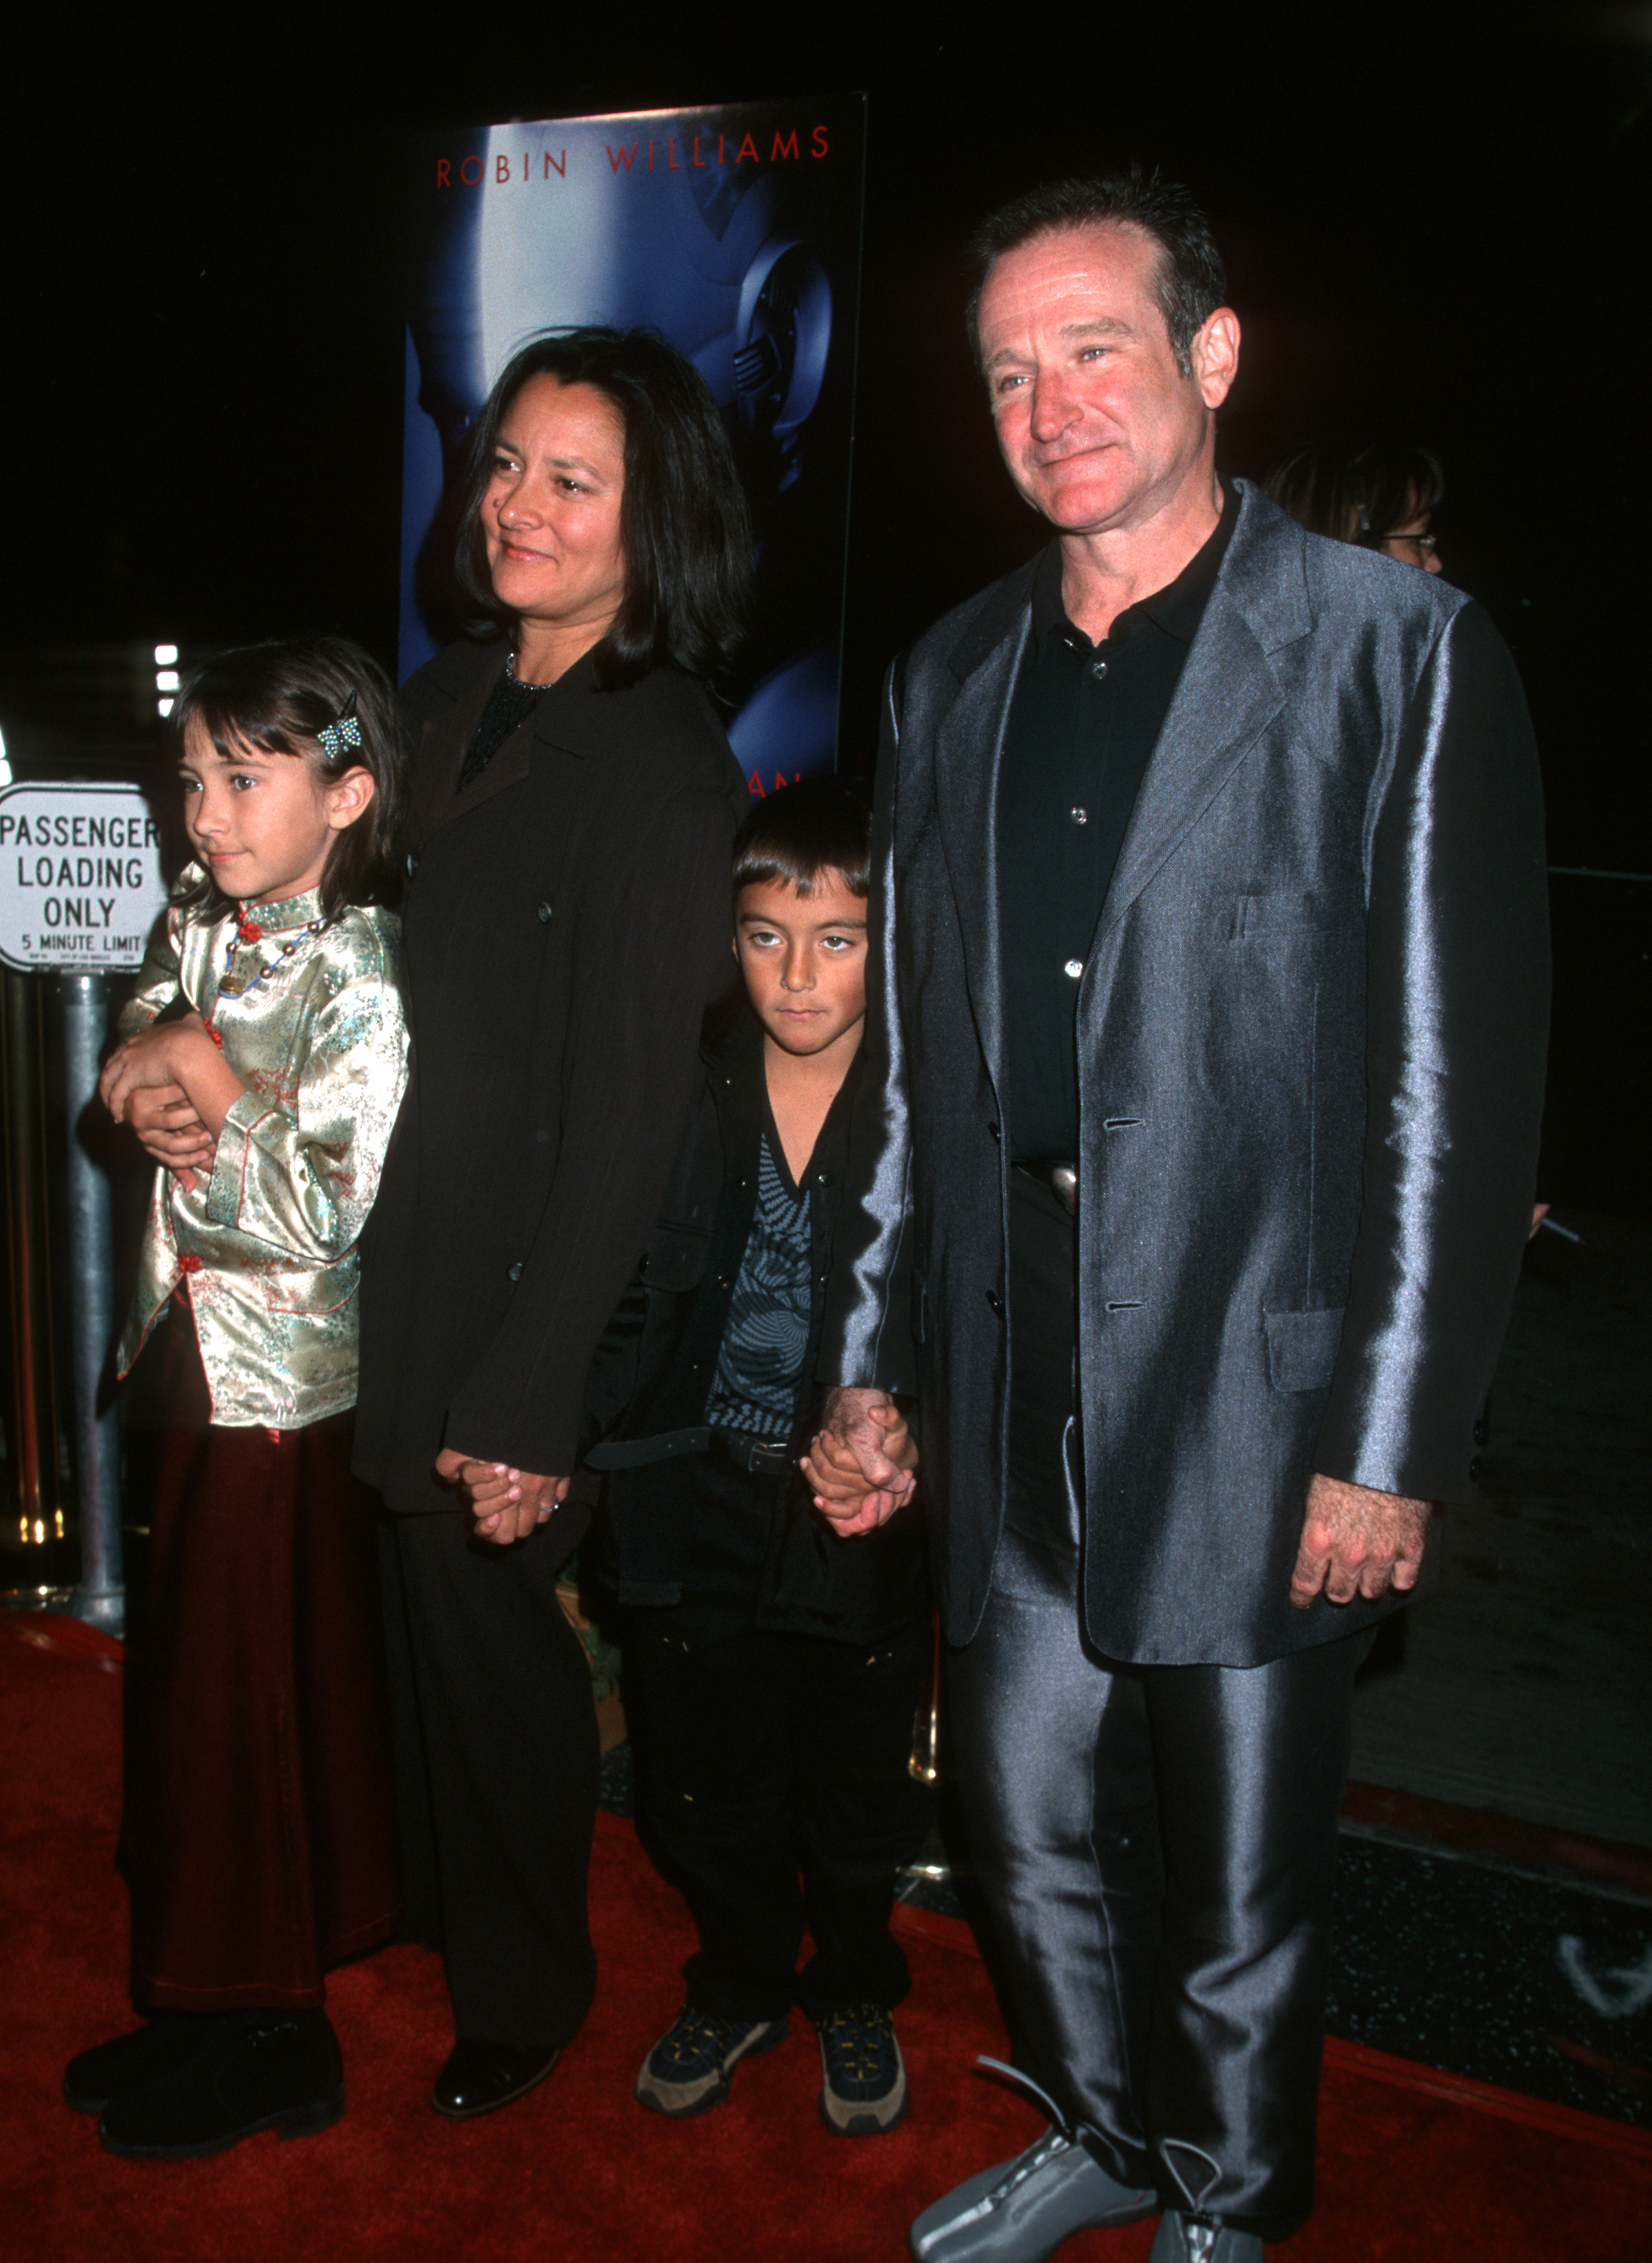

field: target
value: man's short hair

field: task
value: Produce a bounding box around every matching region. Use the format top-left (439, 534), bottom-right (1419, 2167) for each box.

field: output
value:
top-left (732, 775), bottom-right (871, 901)
top-left (966, 168), bottom-right (1227, 379)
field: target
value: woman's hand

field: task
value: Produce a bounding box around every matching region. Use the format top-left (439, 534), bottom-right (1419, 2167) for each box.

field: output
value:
top-left (434, 1447), bottom-right (569, 1544)
top-left (101, 1017), bottom-right (201, 1120)
top-left (124, 1084), bottom-right (216, 1193)
top-left (101, 1013), bottom-right (246, 1146)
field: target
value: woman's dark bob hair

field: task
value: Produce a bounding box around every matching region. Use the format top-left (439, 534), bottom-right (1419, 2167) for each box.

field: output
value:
top-left (454, 327), bottom-right (753, 690)
top-left (168, 636), bottom-right (409, 923)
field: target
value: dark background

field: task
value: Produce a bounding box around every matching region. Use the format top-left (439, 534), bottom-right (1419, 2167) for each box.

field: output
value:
top-left (2, 4), bottom-right (1646, 1205)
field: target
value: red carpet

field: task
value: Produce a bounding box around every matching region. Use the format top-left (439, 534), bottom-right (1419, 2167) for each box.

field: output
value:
top-left (5, 1607), bottom-right (1650, 2261)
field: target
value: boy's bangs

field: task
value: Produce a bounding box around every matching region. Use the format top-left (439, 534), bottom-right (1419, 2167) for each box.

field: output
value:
top-left (734, 852), bottom-right (867, 901)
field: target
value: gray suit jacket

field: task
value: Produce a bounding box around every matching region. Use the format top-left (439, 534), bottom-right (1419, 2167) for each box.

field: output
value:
top-left (821, 481), bottom-right (1549, 1666)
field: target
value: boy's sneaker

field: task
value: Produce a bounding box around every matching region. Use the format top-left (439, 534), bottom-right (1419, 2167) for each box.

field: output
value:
top-left (816, 2004), bottom-right (908, 2135)
top-left (635, 2006), bottom-right (788, 2117)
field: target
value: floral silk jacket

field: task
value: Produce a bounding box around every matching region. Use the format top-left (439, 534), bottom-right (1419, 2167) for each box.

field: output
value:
top-left (116, 873), bottom-right (410, 1428)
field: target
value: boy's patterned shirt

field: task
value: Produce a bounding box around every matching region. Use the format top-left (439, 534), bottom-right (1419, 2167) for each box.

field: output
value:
top-left (115, 869), bottom-right (410, 1428)
top-left (702, 1130), bottom-right (813, 1439)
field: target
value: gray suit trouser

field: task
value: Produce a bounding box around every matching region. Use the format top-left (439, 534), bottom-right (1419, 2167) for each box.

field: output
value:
top-left (945, 1171), bottom-right (1364, 2239)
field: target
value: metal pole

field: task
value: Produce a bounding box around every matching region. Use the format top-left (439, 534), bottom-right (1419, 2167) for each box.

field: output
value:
top-left (2, 969), bottom-right (61, 1554)
top-left (59, 974), bottom-right (124, 1634)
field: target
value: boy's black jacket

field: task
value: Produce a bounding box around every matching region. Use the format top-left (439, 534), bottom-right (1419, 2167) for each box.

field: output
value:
top-left (582, 992), bottom-right (926, 1642)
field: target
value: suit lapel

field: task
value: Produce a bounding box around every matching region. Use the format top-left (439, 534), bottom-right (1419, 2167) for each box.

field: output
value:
top-left (1095, 603), bottom-right (1280, 938)
top-left (448, 711), bottom-right (534, 817)
top-left (932, 569), bottom-right (1036, 1092)
top-left (1096, 484), bottom-right (1309, 941)
top-left (411, 643), bottom-right (595, 847)
top-left (410, 643), bottom-right (514, 844)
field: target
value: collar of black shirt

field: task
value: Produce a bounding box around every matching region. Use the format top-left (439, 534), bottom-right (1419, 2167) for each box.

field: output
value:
top-left (702, 995), bottom-right (864, 1193)
top-left (1030, 476), bottom-right (1238, 655)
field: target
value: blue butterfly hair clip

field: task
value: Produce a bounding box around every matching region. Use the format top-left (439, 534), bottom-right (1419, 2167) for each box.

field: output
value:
top-left (316, 694), bottom-right (363, 763)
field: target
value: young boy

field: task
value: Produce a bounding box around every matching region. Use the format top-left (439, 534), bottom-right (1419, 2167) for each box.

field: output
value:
top-left (585, 777), bottom-right (930, 2135)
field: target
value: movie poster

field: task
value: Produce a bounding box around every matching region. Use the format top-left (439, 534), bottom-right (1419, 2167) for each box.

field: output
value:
top-left (402, 99), bottom-right (866, 793)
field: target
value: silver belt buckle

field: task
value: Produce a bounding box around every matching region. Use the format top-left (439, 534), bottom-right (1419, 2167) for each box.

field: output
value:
top-left (745, 1436), bottom-right (793, 1475)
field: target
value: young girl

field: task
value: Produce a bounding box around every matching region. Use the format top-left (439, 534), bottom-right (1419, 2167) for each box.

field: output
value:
top-left (66, 637), bottom-right (411, 2161)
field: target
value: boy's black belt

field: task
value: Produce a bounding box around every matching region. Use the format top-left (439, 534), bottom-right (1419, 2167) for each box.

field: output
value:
top-left (585, 1424), bottom-right (794, 1475)
top-left (715, 1427), bottom-right (796, 1475)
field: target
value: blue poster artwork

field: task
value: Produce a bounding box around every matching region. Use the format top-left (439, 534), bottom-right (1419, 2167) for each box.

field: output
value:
top-left (402, 99), bottom-right (866, 794)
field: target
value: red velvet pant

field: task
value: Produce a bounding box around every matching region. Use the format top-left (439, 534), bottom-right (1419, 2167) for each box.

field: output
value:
top-left (121, 1315), bottom-right (400, 2010)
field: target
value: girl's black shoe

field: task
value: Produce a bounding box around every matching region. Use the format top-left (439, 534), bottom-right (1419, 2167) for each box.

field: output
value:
top-left (97, 2008), bottom-right (344, 2159)
top-left (64, 2013), bottom-right (236, 2114)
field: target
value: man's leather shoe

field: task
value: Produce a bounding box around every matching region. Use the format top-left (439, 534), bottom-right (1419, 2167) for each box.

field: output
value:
top-left (430, 2037), bottom-right (560, 2120)
top-left (98, 2009), bottom-right (344, 2159)
top-left (1149, 2212), bottom-right (1264, 2261)
top-left (910, 2126), bottom-right (1156, 2260)
top-left (65, 2013), bottom-right (236, 2114)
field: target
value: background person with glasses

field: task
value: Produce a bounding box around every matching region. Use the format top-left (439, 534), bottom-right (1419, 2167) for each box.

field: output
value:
top-left (1264, 439), bottom-right (1445, 572)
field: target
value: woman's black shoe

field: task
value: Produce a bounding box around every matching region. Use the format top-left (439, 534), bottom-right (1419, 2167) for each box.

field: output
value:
top-left (97, 2008), bottom-right (344, 2160)
top-left (64, 2014), bottom-right (235, 2114)
top-left (430, 2037), bottom-right (560, 2119)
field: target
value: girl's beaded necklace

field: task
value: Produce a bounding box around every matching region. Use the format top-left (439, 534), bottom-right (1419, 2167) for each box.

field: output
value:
top-left (207, 906), bottom-right (325, 1048)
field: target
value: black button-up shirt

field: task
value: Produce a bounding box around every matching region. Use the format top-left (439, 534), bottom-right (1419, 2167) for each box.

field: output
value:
top-left (997, 487), bottom-right (1236, 1162)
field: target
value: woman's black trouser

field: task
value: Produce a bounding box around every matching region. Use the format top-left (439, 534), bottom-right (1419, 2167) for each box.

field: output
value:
top-left (380, 1508), bottom-right (598, 2053)
top-left (946, 1171), bottom-right (1366, 2240)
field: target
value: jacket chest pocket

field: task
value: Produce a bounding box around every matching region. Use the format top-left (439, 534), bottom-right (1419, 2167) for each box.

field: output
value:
top-left (1225, 890), bottom-right (1331, 942)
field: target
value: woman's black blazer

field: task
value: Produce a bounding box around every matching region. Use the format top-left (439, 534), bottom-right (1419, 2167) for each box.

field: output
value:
top-left (354, 637), bottom-right (749, 1514)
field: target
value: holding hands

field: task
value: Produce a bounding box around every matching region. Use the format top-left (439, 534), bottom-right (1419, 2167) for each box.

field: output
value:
top-left (803, 1387), bottom-right (919, 1537)
top-left (434, 1447), bottom-right (569, 1546)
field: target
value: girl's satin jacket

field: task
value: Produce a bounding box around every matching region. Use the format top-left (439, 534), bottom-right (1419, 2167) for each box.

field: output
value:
top-left (116, 871), bottom-right (410, 1427)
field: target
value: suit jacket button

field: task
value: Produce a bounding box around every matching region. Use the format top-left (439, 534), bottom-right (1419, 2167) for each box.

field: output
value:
top-left (506, 1261), bottom-right (524, 1282)
top-left (988, 1122), bottom-right (1001, 1141)
top-left (986, 1290), bottom-right (1004, 1317)
top-left (1468, 1456), bottom-right (1482, 1483)
top-left (536, 900), bottom-right (553, 923)
top-left (1472, 1416), bottom-right (1488, 1446)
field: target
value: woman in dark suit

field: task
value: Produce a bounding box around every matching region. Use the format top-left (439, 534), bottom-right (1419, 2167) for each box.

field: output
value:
top-left (354, 328), bottom-right (751, 2119)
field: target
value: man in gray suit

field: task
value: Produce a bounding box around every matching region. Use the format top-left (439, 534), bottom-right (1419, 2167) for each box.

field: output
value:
top-left (805, 174), bottom-right (1548, 2262)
